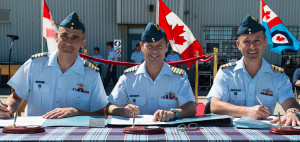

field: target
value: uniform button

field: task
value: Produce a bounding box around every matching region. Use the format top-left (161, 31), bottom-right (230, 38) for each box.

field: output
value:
top-left (151, 97), bottom-right (153, 100)
top-left (56, 101), bottom-right (59, 103)
top-left (58, 88), bottom-right (60, 90)
top-left (77, 96), bottom-right (80, 99)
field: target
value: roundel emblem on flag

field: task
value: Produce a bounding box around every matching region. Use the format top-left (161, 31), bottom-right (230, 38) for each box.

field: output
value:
top-left (271, 30), bottom-right (293, 48)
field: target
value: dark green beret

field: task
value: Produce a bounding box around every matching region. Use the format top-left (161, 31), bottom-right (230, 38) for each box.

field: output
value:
top-left (141, 22), bottom-right (166, 42)
top-left (60, 12), bottom-right (85, 31)
top-left (237, 15), bottom-right (265, 35)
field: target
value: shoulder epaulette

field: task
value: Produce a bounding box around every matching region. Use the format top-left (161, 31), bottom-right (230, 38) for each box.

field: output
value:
top-left (84, 61), bottom-right (99, 72)
top-left (31, 52), bottom-right (48, 59)
top-left (271, 64), bottom-right (284, 72)
top-left (220, 62), bottom-right (237, 69)
top-left (124, 65), bottom-right (139, 74)
top-left (171, 66), bottom-right (185, 75)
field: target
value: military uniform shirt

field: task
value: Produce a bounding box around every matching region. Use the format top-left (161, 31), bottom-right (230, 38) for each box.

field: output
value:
top-left (7, 51), bottom-right (108, 116)
top-left (165, 54), bottom-right (180, 62)
top-left (108, 62), bottom-right (196, 115)
top-left (130, 51), bottom-right (145, 63)
top-left (207, 57), bottom-right (295, 114)
top-left (108, 48), bottom-right (118, 61)
top-left (91, 54), bottom-right (103, 65)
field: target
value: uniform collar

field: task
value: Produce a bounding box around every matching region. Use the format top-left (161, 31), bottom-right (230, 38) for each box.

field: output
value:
top-left (233, 57), bottom-right (273, 74)
top-left (135, 62), bottom-right (173, 77)
top-left (47, 51), bottom-right (85, 75)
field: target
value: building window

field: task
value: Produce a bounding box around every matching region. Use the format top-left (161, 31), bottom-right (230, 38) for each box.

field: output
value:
top-left (0, 10), bottom-right (10, 22)
top-left (204, 26), bottom-right (241, 63)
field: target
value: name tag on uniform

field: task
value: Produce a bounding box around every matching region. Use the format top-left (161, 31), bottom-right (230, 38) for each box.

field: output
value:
top-left (230, 89), bottom-right (241, 92)
top-left (230, 89), bottom-right (241, 96)
top-left (35, 80), bottom-right (45, 84)
top-left (130, 95), bottom-right (139, 97)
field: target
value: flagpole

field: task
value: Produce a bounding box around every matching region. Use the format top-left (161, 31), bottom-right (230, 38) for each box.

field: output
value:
top-left (259, 0), bottom-right (262, 24)
top-left (156, 0), bottom-right (159, 24)
top-left (41, 0), bottom-right (44, 53)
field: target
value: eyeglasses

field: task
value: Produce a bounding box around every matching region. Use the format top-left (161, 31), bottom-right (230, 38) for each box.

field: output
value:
top-left (177, 123), bottom-right (200, 131)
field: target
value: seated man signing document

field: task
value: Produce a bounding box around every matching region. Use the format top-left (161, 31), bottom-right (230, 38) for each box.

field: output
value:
top-left (107, 22), bottom-right (197, 122)
top-left (207, 15), bottom-right (300, 126)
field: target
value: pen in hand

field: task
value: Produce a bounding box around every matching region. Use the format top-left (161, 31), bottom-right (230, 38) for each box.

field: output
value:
top-left (256, 96), bottom-right (264, 107)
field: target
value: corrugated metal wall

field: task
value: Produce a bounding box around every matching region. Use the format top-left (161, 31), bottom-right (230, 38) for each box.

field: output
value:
top-left (0, 0), bottom-right (300, 82)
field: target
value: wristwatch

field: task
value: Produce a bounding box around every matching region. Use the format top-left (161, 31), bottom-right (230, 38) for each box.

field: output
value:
top-left (290, 110), bottom-right (300, 117)
top-left (169, 108), bottom-right (179, 120)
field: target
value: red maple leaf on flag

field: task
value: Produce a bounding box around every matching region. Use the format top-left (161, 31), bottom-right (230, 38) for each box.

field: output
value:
top-left (276, 36), bottom-right (285, 42)
top-left (169, 24), bottom-right (187, 45)
top-left (265, 11), bottom-right (271, 19)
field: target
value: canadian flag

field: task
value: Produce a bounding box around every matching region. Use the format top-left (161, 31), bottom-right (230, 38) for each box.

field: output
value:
top-left (158, 0), bottom-right (204, 69)
top-left (43, 0), bottom-right (58, 52)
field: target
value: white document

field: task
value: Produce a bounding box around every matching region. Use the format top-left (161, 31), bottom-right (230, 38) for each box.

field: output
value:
top-left (110, 115), bottom-right (166, 126)
top-left (110, 114), bottom-right (233, 126)
top-left (0, 116), bottom-right (46, 127)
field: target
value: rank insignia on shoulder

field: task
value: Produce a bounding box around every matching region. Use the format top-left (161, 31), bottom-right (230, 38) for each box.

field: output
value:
top-left (271, 64), bottom-right (284, 72)
top-left (220, 62), bottom-right (237, 69)
top-left (84, 61), bottom-right (99, 72)
top-left (124, 65), bottom-right (139, 74)
top-left (31, 52), bottom-right (48, 59)
top-left (171, 66), bottom-right (185, 75)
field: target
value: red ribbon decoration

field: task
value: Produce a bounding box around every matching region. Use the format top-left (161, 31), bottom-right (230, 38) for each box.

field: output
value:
top-left (78, 53), bottom-right (213, 67)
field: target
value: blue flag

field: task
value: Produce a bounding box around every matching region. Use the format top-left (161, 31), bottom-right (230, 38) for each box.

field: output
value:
top-left (262, 0), bottom-right (300, 54)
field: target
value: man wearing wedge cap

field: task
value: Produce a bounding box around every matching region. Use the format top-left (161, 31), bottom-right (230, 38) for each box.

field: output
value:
top-left (207, 15), bottom-right (300, 126)
top-left (0, 12), bottom-right (107, 119)
top-left (107, 22), bottom-right (197, 122)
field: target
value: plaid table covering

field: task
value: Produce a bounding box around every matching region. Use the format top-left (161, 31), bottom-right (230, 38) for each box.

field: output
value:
top-left (0, 124), bottom-right (299, 141)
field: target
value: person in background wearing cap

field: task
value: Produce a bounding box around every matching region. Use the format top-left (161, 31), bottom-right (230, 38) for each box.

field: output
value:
top-left (0, 12), bottom-right (107, 119)
top-left (207, 15), bottom-right (300, 126)
top-left (91, 47), bottom-right (104, 75)
top-left (106, 22), bottom-right (197, 122)
top-left (103, 41), bottom-right (118, 90)
top-left (131, 43), bottom-right (144, 63)
top-left (165, 49), bottom-right (181, 67)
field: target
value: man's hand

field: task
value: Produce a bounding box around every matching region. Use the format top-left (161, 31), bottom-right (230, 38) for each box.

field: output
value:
top-left (246, 105), bottom-right (270, 120)
top-left (110, 68), bottom-right (113, 72)
top-left (152, 110), bottom-right (175, 122)
top-left (120, 104), bottom-right (140, 118)
top-left (42, 107), bottom-right (80, 119)
top-left (0, 103), bottom-right (11, 119)
top-left (270, 111), bottom-right (300, 126)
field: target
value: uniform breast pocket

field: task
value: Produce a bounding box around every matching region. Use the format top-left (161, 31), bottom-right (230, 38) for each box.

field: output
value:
top-left (229, 92), bottom-right (246, 106)
top-left (32, 83), bottom-right (51, 108)
top-left (158, 99), bottom-right (179, 110)
top-left (68, 90), bottom-right (90, 112)
top-left (129, 97), bottom-right (146, 107)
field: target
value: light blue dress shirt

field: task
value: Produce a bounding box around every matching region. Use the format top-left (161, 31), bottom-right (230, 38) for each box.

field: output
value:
top-left (108, 62), bottom-right (196, 115)
top-left (130, 51), bottom-right (145, 63)
top-left (91, 54), bottom-right (103, 65)
top-left (108, 48), bottom-right (118, 61)
top-left (7, 51), bottom-right (108, 116)
top-left (207, 57), bottom-right (295, 114)
top-left (165, 54), bottom-right (180, 62)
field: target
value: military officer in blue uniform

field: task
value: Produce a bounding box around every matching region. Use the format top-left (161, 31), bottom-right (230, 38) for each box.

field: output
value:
top-left (0, 12), bottom-right (108, 119)
top-left (131, 43), bottom-right (144, 63)
top-left (91, 47), bottom-right (104, 74)
top-left (103, 41), bottom-right (118, 89)
top-left (207, 15), bottom-right (300, 126)
top-left (107, 22), bottom-right (197, 122)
